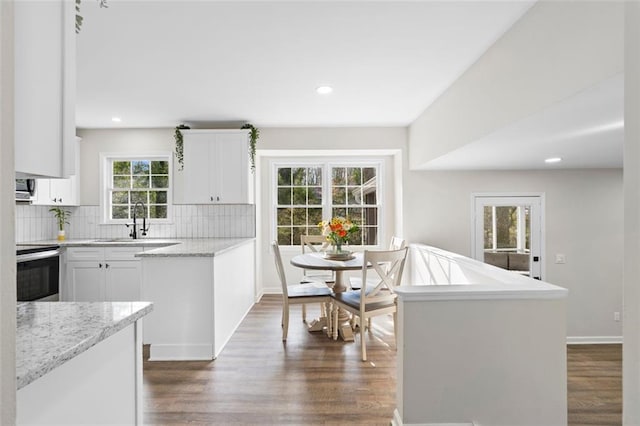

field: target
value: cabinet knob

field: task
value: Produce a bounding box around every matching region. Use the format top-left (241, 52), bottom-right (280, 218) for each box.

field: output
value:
top-left (216, 196), bottom-right (220, 202)
top-left (210, 196), bottom-right (214, 202)
top-left (59, 198), bottom-right (62, 203)
top-left (105, 263), bottom-right (110, 269)
top-left (98, 263), bottom-right (102, 268)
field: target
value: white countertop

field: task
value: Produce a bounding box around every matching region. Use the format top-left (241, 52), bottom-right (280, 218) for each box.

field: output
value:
top-left (17, 301), bottom-right (153, 389)
top-left (17, 237), bottom-right (255, 257)
top-left (397, 244), bottom-right (569, 301)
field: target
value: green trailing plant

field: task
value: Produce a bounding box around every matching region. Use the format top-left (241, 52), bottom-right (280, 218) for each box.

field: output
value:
top-left (241, 123), bottom-right (260, 173)
top-left (75, 0), bottom-right (109, 34)
top-left (49, 207), bottom-right (71, 231)
top-left (174, 124), bottom-right (190, 171)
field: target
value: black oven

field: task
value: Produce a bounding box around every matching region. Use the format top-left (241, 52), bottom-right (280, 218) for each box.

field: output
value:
top-left (16, 245), bottom-right (60, 301)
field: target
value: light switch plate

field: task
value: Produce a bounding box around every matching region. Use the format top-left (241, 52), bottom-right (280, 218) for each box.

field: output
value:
top-left (555, 254), bottom-right (566, 264)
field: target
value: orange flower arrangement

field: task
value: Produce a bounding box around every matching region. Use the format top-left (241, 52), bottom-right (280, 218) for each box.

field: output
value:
top-left (318, 217), bottom-right (359, 251)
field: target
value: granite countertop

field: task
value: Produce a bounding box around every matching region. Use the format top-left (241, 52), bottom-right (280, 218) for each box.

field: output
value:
top-left (134, 238), bottom-right (254, 257)
top-left (16, 237), bottom-right (255, 258)
top-left (17, 301), bottom-right (153, 389)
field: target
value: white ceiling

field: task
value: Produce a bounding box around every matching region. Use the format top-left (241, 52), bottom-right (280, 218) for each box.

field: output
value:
top-left (76, 1), bottom-right (623, 170)
top-left (423, 73), bottom-right (624, 170)
top-left (76, 0), bottom-right (535, 129)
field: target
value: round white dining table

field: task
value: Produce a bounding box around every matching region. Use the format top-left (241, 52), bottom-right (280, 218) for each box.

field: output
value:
top-left (290, 251), bottom-right (366, 341)
top-left (290, 251), bottom-right (365, 293)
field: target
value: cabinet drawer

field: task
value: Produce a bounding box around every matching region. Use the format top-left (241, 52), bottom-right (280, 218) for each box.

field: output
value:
top-left (104, 247), bottom-right (143, 261)
top-left (66, 247), bottom-right (104, 262)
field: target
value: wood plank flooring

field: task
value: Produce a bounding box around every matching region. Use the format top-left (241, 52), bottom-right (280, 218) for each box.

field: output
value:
top-left (567, 344), bottom-right (622, 426)
top-left (143, 295), bottom-right (622, 425)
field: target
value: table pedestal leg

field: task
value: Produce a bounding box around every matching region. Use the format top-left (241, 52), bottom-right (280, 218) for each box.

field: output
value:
top-left (331, 271), bottom-right (355, 342)
top-left (307, 317), bottom-right (327, 332)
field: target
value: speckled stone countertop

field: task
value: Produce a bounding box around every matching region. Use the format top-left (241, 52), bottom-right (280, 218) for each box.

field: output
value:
top-left (135, 238), bottom-right (254, 257)
top-left (17, 301), bottom-right (153, 390)
top-left (16, 238), bottom-right (255, 257)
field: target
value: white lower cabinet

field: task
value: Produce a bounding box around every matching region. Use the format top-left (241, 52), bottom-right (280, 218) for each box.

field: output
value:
top-left (64, 247), bottom-right (142, 302)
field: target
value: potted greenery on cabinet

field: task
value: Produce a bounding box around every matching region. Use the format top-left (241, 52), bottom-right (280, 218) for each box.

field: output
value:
top-left (49, 207), bottom-right (71, 241)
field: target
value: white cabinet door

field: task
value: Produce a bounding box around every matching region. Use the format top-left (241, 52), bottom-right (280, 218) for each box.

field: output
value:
top-left (105, 261), bottom-right (142, 302)
top-left (181, 130), bottom-right (251, 204)
top-left (215, 132), bottom-right (248, 204)
top-left (33, 177), bottom-right (78, 206)
top-left (65, 247), bottom-right (142, 302)
top-left (67, 261), bottom-right (104, 302)
top-left (50, 178), bottom-right (75, 205)
top-left (182, 133), bottom-right (213, 204)
top-left (14, 0), bottom-right (76, 178)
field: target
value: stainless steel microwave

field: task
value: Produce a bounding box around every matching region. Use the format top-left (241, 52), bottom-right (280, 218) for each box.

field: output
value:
top-left (16, 178), bottom-right (35, 201)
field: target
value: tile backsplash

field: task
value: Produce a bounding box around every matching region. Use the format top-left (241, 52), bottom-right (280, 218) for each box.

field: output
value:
top-left (15, 204), bottom-right (256, 243)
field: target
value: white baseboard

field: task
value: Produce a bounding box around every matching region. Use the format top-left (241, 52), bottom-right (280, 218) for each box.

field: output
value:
top-left (566, 336), bottom-right (623, 344)
top-left (148, 343), bottom-right (214, 361)
top-left (262, 286), bottom-right (283, 295)
top-left (391, 409), bottom-right (474, 426)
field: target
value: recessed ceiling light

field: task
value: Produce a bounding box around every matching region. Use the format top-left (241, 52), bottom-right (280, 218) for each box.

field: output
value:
top-left (316, 86), bottom-right (333, 95)
top-left (112, 117), bottom-right (122, 123)
top-left (545, 157), bottom-right (562, 164)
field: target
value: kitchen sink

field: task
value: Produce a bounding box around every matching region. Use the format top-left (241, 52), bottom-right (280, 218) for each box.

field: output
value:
top-left (91, 238), bottom-right (179, 245)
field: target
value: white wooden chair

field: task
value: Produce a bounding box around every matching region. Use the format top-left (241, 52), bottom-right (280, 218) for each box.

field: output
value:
top-left (331, 247), bottom-right (409, 361)
top-left (271, 241), bottom-right (332, 342)
top-left (300, 234), bottom-right (335, 321)
top-left (349, 236), bottom-right (406, 291)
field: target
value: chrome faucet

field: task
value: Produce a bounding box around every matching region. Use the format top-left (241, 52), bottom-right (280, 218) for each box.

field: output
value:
top-left (126, 202), bottom-right (149, 239)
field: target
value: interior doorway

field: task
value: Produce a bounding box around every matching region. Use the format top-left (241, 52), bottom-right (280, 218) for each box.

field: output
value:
top-left (472, 194), bottom-right (544, 280)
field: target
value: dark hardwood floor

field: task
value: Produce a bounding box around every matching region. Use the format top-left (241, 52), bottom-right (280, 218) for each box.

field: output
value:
top-left (143, 295), bottom-right (622, 425)
top-left (568, 344), bottom-right (622, 426)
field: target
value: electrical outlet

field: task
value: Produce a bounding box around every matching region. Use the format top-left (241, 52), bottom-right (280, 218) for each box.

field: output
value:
top-left (614, 312), bottom-right (621, 322)
top-left (555, 254), bottom-right (566, 264)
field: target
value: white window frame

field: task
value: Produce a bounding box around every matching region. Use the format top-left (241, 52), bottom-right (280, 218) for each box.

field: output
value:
top-left (272, 157), bottom-right (384, 248)
top-left (100, 152), bottom-right (173, 224)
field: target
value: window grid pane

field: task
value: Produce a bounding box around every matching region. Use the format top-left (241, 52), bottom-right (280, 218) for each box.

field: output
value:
top-left (276, 166), bottom-right (323, 245)
top-left (330, 166), bottom-right (378, 246)
top-left (275, 164), bottom-right (380, 246)
top-left (110, 158), bottom-right (170, 220)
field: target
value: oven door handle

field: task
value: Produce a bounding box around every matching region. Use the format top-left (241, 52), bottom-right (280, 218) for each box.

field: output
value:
top-left (16, 249), bottom-right (61, 263)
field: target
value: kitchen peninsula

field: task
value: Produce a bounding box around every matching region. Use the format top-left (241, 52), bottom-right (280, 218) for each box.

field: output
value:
top-left (17, 301), bottom-right (152, 425)
top-left (138, 238), bottom-right (255, 360)
top-left (18, 237), bottom-right (256, 361)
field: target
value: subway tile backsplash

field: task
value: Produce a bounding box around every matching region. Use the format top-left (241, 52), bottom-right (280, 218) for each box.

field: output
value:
top-left (15, 204), bottom-right (256, 243)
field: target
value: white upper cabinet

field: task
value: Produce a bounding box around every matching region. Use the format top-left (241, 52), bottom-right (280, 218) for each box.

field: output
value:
top-left (32, 136), bottom-right (80, 206)
top-left (33, 175), bottom-right (78, 206)
top-left (14, 0), bottom-right (76, 178)
top-left (179, 130), bottom-right (253, 204)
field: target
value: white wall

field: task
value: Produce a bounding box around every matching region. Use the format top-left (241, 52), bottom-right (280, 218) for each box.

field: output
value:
top-left (409, 0), bottom-right (623, 169)
top-left (398, 297), bottom-right (567, 425)
top-left (623, 2), bottom-right (640, 422)
top-left (0, 0), bottom-right (16, 422)
top-left (77, 128), bottom-right (174, 205)
top-left (403, 168), bottom-right (623, 340)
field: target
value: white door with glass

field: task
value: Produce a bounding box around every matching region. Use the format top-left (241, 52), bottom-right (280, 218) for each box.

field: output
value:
top-left (472, 195), bottom-right (543, 280)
